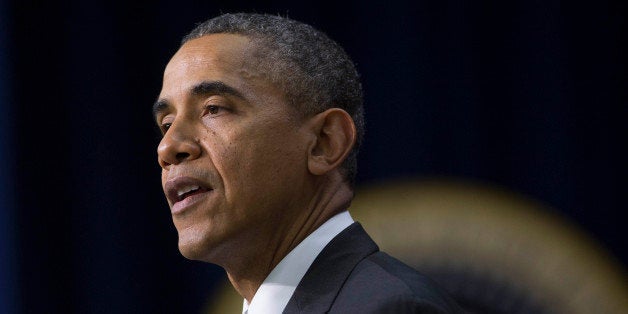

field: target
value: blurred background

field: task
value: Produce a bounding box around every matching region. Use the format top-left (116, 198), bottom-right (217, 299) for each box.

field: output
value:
top-left (1, 0), bottom-right (626, 313)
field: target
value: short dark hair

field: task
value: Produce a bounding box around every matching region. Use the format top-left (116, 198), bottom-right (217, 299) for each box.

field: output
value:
top-left (183, 13), bottom-right (364, 187)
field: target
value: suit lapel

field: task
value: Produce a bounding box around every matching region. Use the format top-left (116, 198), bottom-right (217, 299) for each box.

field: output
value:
top-left (283, 223), bottom-right (379, 313)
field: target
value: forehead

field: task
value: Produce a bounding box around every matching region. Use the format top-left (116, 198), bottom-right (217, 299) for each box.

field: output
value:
top-left (157, 33), bottom-right (294, 118)
top-left (163, 34), bottom-right (257, 84)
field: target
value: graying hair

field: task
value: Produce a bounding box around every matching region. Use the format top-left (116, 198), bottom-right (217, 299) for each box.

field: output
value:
top-left (183, 13), bottom-right (364, 186)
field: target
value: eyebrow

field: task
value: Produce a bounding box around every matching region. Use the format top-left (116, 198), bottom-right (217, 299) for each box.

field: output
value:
top-left (152, 81), bottom-right (245, 120)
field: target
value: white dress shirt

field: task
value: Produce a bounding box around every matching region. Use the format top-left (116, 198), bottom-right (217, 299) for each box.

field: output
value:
top-left (242, 211), bottom-right (354, 314)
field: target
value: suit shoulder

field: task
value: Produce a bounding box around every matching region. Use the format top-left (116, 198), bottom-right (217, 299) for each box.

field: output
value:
top-left (330, 252), bottom-right (463, 313)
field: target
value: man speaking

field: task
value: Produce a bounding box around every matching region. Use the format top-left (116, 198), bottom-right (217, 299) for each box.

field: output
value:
top-left (154, 13), bottom-right (462, 313)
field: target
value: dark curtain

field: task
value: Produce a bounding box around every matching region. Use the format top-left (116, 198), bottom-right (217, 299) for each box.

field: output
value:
top-left (1, 0), bottom-right (17, 312)
top-left (2, 0), bottom-right (626, 313)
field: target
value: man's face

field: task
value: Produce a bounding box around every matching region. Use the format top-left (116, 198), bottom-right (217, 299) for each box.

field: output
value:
top-left (155, 34), bottom-right (311, 262)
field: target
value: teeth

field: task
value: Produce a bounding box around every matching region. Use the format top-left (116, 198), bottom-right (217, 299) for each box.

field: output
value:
top-left (177, 185), bottom-right (200, 198)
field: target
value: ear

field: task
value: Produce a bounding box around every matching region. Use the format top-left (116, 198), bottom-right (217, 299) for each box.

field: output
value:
top-left (307, 108), bottom-right (357, 176)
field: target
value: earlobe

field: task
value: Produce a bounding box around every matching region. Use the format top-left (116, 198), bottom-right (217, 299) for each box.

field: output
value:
top-left (307, 108), bottom-right (356, 176)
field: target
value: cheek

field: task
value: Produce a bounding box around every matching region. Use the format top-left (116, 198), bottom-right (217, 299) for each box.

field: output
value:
top-left (237, 132), bottom-right (306, 192)
top-left (203, 119), bottom-right (307, 197)
top-left (198, 130), bottom-right (250, 199)
top-left (237, 129), bottom-right (297, 169)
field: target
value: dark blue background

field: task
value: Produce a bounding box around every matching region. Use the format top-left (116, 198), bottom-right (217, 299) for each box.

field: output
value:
top-left (1, 1), bottom-right (626, 313)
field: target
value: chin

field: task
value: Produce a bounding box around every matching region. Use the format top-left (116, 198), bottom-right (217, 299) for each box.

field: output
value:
top-left (178, 240), bottom-right (210, 261)
top-left (177, 230), bottom-right (227, 263)
top-left (176, 230), bottom-right (210, 260)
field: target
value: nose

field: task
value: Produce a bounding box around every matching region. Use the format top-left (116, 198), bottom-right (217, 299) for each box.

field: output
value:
top-left (157, 121), bottom-right (201, 169)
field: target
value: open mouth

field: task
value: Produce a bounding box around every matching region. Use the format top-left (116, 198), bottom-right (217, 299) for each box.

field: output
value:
top-left (176, 185), bottom-right (209, 202)
top-left (167, 180), bottom-right (213, 214)
top-left (177, 185), bottom-right (204, 201)
top-left (165, 177), bottom-right (213, 208)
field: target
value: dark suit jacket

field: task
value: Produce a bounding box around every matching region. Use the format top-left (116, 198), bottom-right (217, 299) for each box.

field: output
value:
top-left (284, 223), bottom-right (463, 313)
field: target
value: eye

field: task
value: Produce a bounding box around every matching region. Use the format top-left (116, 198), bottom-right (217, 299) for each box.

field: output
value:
top-left (203, 104), bottom-right (231, 116)
top-left (206, 105), bottom-right (221, 115)
top-left (160, 122), bottom-right (172, 133)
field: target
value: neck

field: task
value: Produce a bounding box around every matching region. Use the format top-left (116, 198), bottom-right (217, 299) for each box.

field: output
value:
top-left (224, 173), bottom-right (353, 303)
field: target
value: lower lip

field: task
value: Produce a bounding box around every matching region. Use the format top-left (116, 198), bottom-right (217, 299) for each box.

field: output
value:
top-left (171, 190), bottom-right (212, 214)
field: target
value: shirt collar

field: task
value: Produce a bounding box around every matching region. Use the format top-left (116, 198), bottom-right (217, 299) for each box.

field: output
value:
top-left (242, 211), bottom-right (354, 314)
